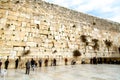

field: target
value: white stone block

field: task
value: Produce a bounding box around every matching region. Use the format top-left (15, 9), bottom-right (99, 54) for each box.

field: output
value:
top-left (0, 18), bottom-right (7, 24)
top-left (21, 28), bottom-right (26, 31)
top-left (9, 25), bottom-right (15, 30)
top-left (0, 50), bottom-right (10, 54)
top-left (30, 48), bottom-right (39, 52)
top-left (34, 20), bottom-right (40, 24)
top-left (13, 47), bottom-right (24, 51)
top-left (14, 36), bottom-right (20, 41)
top-left (26, 42), bottom-right (37, 47)
top-left (24, 37), bottom-right (27, 41)
top-left (22, 22), bottom-right (26, 27)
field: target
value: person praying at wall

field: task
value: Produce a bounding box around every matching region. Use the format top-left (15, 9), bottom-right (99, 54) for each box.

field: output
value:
top-left (65, 58), bottom-right (68, 65)
top-left (31, 58), bottom-right (35, 71)
top-left (44, 59), bottom-right (48, 67)
top-left (25, 60), bottom-right (31, 75)
top-left (53, 58), bottom-right (57, 66)
top-left (71, 59), bottom-right (76, 65)
top-left (15, 58), bottom-right (19, 69)
top-left (38, 58), bottom-right (42, 67)
top-left (4, 59), bottom-right (9, 70)
top-left (0, 59), bottom-right (2, 73)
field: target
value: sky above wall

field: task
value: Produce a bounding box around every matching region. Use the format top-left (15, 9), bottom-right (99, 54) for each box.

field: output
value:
top-left (44, 0), bottom-right (120, 23)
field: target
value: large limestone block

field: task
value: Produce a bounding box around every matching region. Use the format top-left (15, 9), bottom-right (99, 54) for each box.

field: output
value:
top-left (0, 14), bottom-right (3, 18)
top-left (6, 41), bottom-right (26, 46)
top-left (34, 19), bottom-right (40, 24)
top-left (40, 25), bottom-right (48, 30)
top-left (0, 9), bottom-right (6, 14)
top-left (13, 36), bottom-right (21, 41)
top-left (26, 42), bottom-right (37, 47)
top-left (26, 8), bottom-right (33, 13)
top-left (33, 37), bottom-right (41, 42)
top-left (39, 30), bottom-right (48, 34)
top-left (8, 11), bottom-right (16, 16)
top-left (19, 32), bottom-right (26, 37)
top-left (9, 25), bottom-right (16, 30)
top-left (30, 48), bottom-right (39, 52)
top-left (21, 22), bottom-right (27, 27)
top-left (7, 15), bottom-right (17, 20)
top-left (25, 28), bottom-right (30, 32)
top-left (27, 23), bottom-right (31, 27)
top-left (12, 21), bottom-right (20, 26)
top-left (48, 43), bottom-right (53, 48)
top-left (27, 37), bottom-right (34, 41)
top-left (31, 28), bottom-right (38, 33)
top-left (17, 17), bottom-right (26, 22)
top-left (0, 0), bottom-right (9, 2)
top-left (13, 47), bottom-right (24, 51)
top-left (43, 30), bottom-right (49, 34)
top-left (0, 40), bottom-right (5, 45)
top-left (12, 11), bottom-right (19, 16)
top-left (0, 50), bottom-right (10, 54)
top-left (4, 36), bottom-right (12, 41)
top-left (0, 30), bottom-right (4, 35)
top-left (16, 51), bottom-right (24, 56)
top-left (0, 18), bottom-right (7, 24)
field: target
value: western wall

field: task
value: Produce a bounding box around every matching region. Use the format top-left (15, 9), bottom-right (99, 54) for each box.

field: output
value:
top-left (0, 0), bottom-right (120, 62)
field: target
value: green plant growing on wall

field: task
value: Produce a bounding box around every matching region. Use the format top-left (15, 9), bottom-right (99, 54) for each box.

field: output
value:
top-left (6, 24), bottom-right (10, 28)
top-left (52, 50), bottom-right (57, 54)
top-left (104, 39), bottom-right (113, 54)
top-left (92, 39), bottom-right (99, 56)
top-left (93, 22), bottom-right (96, 25)
top-left (22, 50), bottom-right (30, 57)
top-left (66, 42), bottom-right (69, 48)
top-left (80, 35), bottom-right (88, 54)
top-left (44, 20), bottom-right (46, 22)
top-left (36, 24), bottom-right (39, 29)
top-left (52, 41), bottom-right (55, 48)
top-left (15, 1), bottom-right (19, 4)
top-left (48, 28), bottom-right (50, 31)
top-left (72, 25), bottom-right (76, 28)
top-left (1, 28), bottom-right (4, 30)
top-left (73, 50), bottom-right (81, 60)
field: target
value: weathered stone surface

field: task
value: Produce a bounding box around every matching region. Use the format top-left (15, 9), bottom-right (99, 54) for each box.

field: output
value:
top-left (0, 0), bottom-right (120, 59)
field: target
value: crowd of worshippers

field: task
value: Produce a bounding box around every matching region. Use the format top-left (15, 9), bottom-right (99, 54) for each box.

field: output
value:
top-left (0, 58), bottom-right (71, 75)
top-left (89, 57), bottom-right (120, 64)
top-left (0, 58), bottom-right (72, 73)
top-left (0, 57), bottom-right (119, 73)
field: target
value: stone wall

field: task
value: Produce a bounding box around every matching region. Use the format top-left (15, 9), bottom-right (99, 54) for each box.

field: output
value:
top-left (0, 0), bottom-right (120, 60)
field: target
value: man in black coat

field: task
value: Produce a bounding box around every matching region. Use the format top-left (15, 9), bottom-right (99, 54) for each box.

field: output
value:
top-left (4, 59), bottom-right (9, 70)
top-left (15, 58), bottom-right (19, 69)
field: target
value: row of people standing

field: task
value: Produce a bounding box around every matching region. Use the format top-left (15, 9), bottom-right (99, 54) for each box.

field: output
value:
top-left (25, 58), bottom-right (68, 75)
top-left (0, 59), bottom-right (9, 74)
top-left (0, 58), bottom-right (69, 71)
top-left (45, 58), bottom-right (69, 66)
top-left (90, 57), bottom-right (120, 64)
top-left (0, 58), bottom-right (20, 71)
top-left (0, 59), bottom-right (10, 70)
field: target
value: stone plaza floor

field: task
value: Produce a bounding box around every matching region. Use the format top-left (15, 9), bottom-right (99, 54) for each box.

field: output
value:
top-left (0, 64), bottom-right (120, 80)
